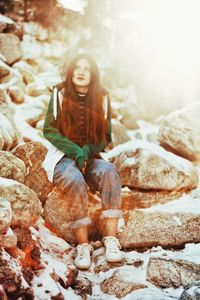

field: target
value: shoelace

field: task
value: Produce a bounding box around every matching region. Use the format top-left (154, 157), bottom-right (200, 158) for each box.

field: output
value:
top-left (102, 236), bottom-right (122, 252)
top-left (77, 244), bottom-right (93, 259)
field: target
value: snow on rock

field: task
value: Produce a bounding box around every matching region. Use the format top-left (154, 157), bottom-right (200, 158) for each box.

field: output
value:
top-left (29, 219), bottom-right (79, 299)
top-left (158, 101), bottom-right (200, 163)
top-left (107, 140), bottom-right (198, 191)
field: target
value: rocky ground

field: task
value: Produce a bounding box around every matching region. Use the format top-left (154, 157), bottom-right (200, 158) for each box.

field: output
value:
top-left (0, 11), bottom-right (200, 300)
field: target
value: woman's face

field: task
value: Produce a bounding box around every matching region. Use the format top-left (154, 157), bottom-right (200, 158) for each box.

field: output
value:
top-left (72, 58), bottom-right (91, 89)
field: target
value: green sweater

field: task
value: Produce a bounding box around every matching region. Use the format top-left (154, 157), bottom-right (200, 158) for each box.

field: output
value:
top-left (43, 87), bottom-right (112, 169)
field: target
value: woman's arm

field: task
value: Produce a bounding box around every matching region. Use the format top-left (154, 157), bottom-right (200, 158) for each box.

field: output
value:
top-left (43, 90), bottom-right (87, 169)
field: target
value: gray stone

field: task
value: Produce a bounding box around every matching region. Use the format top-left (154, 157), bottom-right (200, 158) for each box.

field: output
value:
top-left (101, 269), bottom-right (147, 298)
top-left (147, 257), bottom-right (200, 288)
top-left (0, 177), bottom-right (42, 228)
top-left (179, 281), bottom-right (200, 300)
top-left (0, 151), bottom-right (26, 183)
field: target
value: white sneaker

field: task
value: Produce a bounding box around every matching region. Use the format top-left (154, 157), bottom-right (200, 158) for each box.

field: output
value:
top-left (74, 243), bottom-right (93, 270)
top-left (102, 236), bottom-right (123, 263)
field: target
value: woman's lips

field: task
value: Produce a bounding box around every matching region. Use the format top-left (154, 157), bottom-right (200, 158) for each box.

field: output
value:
top-left (77, 76), bottom-right (85, 80)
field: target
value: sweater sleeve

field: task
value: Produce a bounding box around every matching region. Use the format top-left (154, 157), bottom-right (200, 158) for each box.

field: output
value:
top-left (43, 90), bottom-right (87, 168)
top-left (84, 93), bottom-right (112, 155)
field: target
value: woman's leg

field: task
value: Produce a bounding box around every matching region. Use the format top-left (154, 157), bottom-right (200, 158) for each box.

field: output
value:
top-left (53, 156), bottom-right (93, 269)
top-left (85, 159), bottom-right (123, 262)
top-left (84, 159), bottom-right (122, 236)
top-left (53, 156), bottom-right (91, 243)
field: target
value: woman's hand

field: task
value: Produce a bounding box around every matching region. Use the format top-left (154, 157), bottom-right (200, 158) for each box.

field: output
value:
top-left (81, 160), bottom-right (87, 174)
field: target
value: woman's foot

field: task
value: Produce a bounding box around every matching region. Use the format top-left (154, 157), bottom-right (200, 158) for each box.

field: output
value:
top-left (102, 236), bottom-right (123, 262)
top-left (74, 243), bottom-right (93, 270)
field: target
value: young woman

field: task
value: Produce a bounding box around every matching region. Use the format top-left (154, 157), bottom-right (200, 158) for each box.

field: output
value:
top-left (43, 54), bottom-right (123, 270)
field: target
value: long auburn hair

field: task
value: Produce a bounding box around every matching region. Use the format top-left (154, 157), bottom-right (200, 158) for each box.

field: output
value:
top-left (57, 54), bottom-right (107, 145)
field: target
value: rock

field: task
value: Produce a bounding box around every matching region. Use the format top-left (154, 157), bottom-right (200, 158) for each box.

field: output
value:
top-left (16, 94), bottom-right (49, 126)
top-left (0, 228), bottom-right (17, 248)
top-left (107, 140), bottom-right (198, 191)
top-left (0, 14), bottom-right (14, 33)
top-left (0, 59), bottom-right (10, 79)
top-left (12, 141), bottom-right (53, 203)
top-left (0, 248), bottom-right (33, 298)
top-left (0, 91), bottom-right (21, 151)
top-left (0, 14), bottom-right (23, 39)
top-left (0, 33), bottom-right (22, 65)
top-left (147, 257), bottom-right (200, 288)
top-left (119, 204), bottom-right (200, 249)
top-left (0, 199), bottom-right (12, 234)
top-left (0, 285), bottom-right (7, 300)
top-left (158, 101), bottom-right (200, 163)
top-left (24, 22), bottom-right (48, 42)
top-left (100, 269), bottom-right (147, 298)
top-left (12, 60), bottom-right (36, 84)
top-left (0, 177), bottom-right (42, 227)
top-left (0, 151), bottom-right (26, 183)
top-left (121, 188), bottom-right (185, 211)
top-left (73, 277), bottom-right (92, 298)
top-left (111, 119), bottom-right (131, 148)
top-left (179, 281), bottom-right (200, 300)
top-left (8, 86), bottom-right (24, 103)
top-left (44, 188), bottom-right (102, 243)
top-left (26, 81), bottom-right (51, 96)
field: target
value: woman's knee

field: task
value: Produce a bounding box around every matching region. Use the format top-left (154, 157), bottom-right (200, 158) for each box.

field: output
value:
top-left (53, 165), bottom-right (87, 193)
top-left (100, 162), bottom-right (121, 184)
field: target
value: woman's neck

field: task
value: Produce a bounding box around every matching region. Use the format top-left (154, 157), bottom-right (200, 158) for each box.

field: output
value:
top-left (75, 86), bottom-right (88, 94)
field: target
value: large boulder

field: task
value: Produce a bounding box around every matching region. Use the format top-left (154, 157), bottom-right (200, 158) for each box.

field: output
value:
top-left (0, 151), bottom-right (26, 183)
top-left (0, 33), bottom-right (22, 65)
top-left (12, 141), bottom-right (53, 203)
top-left (0, 177), bottom-right (42, 227)
top-left (44, 187), bottom-right (102, 243)
top-left (107, 140), bottom-right (198, 191)
top-left (118, 196), bottom-right (200, 249)
top-left (158, 101), bottom-right (200, 163)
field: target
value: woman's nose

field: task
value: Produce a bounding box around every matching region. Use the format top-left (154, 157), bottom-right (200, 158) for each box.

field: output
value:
top-left (78, 68), bottom-right (84, 75)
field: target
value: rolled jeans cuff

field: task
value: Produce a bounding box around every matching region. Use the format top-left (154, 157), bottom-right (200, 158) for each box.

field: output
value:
top-left (100, 209), bottom-right (122, 219)
top-left (69, 216), bottom-right (92, 229)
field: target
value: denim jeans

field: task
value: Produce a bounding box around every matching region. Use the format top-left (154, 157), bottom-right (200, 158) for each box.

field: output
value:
top-left (53, 156), bottom-right (122, 229)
